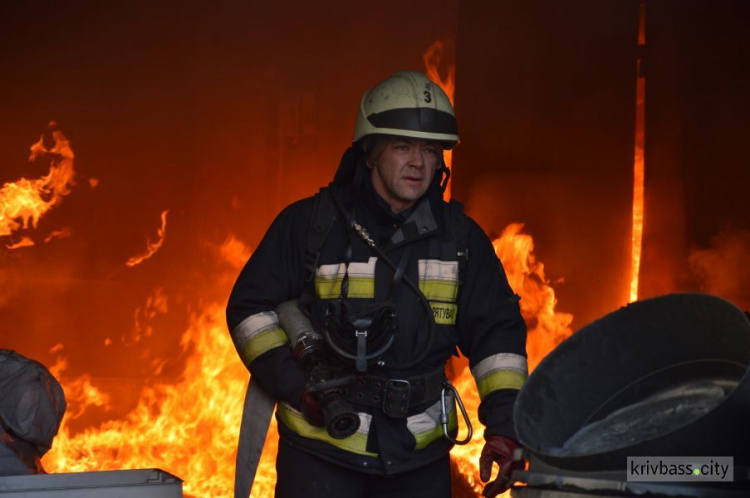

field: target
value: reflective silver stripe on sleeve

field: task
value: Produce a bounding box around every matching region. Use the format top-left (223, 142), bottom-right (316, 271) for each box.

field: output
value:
top-left (231, 310), bottom-right (281, 349)
top-left (471, 353), bottom-right (528, 380)
top-left (472, 353), bottom-right (528, 398)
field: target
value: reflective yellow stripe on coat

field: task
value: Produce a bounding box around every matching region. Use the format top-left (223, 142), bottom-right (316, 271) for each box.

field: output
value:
top-left (278, 398), bottom-right (456, 455)
top-left (418, 259), bottom-right (459, 325)
top-left (471, 353), bottom-right (528, 399)
top-left (277, 403), bottom-right (377, 457)
top-left (231, 310), bottom-right (288, 366)
top-left (315, 257), bottom-right (377, 299)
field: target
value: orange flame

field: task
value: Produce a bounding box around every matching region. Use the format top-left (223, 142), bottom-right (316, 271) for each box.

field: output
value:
top-left (126, 287), bottom-right (169, 347)
top-left (126, 209), bottom-right (170, 267)
top-left (48, 351), bottom-right (113, 421)
top-left (0, 123), bottom-right (75, 245)
top-left (5, 236), bottom-right (35, 249)
top-left (43, 303), bottom-right (258, 496)
top-left (423, 39), bottom-right (455, 200)
top-left (629, 3), bottom-right (647, 303)
top-left (449, 224), bottom-right (573, 495)
top-left (43, 237), bottom-right (281, 497)
top-left (493, 223), bottom-right (573, 371)
top-left (44, 227), bottom-right (73, 243)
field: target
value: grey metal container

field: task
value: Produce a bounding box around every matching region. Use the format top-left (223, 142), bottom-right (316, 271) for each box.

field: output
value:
top-left (0, 468), bottom-right (182, 497)
top-left (514, 293), bottom-right (750, 472)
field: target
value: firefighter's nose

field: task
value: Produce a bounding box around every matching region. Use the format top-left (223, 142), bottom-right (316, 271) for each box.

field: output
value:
top-left (409, 147), bottom-right (425, 167)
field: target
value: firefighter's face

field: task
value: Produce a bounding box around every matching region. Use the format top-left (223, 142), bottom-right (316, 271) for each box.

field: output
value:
top-left (369, 137), bottom-right (441, 213)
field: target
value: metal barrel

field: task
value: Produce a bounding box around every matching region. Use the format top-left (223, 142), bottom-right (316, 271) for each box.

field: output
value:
top-left (514, 293), bottom-right (750, 471)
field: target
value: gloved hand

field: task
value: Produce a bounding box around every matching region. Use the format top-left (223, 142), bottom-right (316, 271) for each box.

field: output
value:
top-left (479, 435), bottom-right (524, 497)
top-left (300, 390), bottom-right (325, 427)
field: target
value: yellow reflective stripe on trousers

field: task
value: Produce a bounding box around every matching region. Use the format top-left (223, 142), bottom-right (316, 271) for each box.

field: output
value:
top-left (407, 397), bottom-right (458, 451)
top-left (315, 258), bottom-right (376, 299)
top-left (277, 403), bottom-right (377, 457)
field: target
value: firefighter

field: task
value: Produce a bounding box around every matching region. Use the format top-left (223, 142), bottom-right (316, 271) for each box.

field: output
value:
top-left (227, 70), bottom-right (528, 498)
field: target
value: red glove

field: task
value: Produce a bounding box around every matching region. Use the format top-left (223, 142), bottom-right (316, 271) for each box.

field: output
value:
top-left (479, 435), bottom-right (524, 497)
top-left (300, 391), bottom-right (325, 427)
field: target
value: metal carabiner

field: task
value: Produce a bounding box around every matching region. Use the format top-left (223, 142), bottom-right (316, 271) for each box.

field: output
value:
top-left (440, 380), bottom-right (473, 445)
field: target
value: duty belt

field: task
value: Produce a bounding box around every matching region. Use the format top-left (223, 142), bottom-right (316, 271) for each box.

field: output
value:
top-left (343, 368), bottom-right (446, 418)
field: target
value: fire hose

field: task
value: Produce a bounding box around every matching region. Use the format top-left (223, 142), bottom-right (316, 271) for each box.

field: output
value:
top-left (234, 301), bottom-right (315, 498)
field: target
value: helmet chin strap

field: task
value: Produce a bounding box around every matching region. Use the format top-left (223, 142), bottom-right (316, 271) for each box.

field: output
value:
top-left (439, 158), bottom-right (451, 193)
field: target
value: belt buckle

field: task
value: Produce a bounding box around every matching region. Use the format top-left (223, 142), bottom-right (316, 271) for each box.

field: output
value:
top-left (383, 379), bottom-right (411, 418)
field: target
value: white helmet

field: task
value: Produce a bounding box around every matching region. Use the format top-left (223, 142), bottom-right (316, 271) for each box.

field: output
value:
top-left (353, 71), bottom-right (459, 149)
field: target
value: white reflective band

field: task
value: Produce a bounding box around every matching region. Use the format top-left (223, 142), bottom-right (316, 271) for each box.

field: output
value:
top-left (419, 259), bottom-right (459, 305)
top-left (471, 353), bottom-right (528, 381)
top-left (418, 259), bottom-right (458, 282)
top-left (316, 257), bottom-right (377, 280)
top-left (231, 310), bottom-right (280, 349)
top-left (406, 394), bottom-right (457, 450)
top-left (316, 257), bottom-right (377, 299)
top-left (406, 392), bottom-right (453, 436)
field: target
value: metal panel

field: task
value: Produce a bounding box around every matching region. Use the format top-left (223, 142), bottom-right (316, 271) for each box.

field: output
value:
top-left (0, 469), bottom-right (182, 498)
top-left (640, 0), bottom-right (750, 307)
top-left (455, 0), bottom-right (640, 329)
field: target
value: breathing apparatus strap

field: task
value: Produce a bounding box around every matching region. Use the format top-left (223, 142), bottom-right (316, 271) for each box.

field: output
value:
top-left (388, 245), bottom-right (412, 298)
top-left (444, 199), bottom-right (469, 285)
top-left (331, 195), bottom-right (436, 371)
top-left (304, 185), bottom-right (339, 283)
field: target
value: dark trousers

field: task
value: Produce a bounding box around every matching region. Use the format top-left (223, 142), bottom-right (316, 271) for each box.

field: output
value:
top-left (275, 440), bottom-right (452, 498)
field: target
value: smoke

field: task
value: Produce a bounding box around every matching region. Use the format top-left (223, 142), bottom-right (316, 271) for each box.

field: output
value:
top-left (0, 268), bottom-right (19, 307)
top-left (688, 229), bottom-right (750, 311)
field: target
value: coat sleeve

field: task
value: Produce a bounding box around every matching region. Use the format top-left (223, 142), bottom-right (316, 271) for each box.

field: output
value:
top-left (225, 199), bottom-right (313, 406)
top-left (455, 218), bottom-right (528, 441)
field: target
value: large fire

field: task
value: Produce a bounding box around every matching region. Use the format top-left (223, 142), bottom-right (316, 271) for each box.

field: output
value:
top-left (26, 44), bottom-right (575, 498)
top-left (37, 227), bottom-right (571, 497)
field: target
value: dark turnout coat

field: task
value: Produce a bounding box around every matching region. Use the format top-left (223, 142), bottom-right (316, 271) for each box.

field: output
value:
top-left (226, 147), bottom-right (527, 475)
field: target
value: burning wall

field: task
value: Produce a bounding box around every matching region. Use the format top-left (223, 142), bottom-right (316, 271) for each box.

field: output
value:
top-left (639, 0), bottom-right (750, 310)
top-left (454, 0), bottom-right (640, 330)
top-left (1, 0), bottom-right (748, 496)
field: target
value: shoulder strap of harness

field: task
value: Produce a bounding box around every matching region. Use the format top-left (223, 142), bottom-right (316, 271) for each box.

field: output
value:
top-left (444, 199), bottom-right (469, 285)
top-left (305, 184), bottom-right (339, 282)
